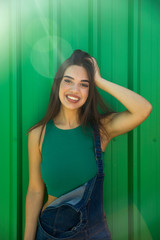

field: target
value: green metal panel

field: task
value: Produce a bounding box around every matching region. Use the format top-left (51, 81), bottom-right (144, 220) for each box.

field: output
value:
top-left (0, 0), bottom-right (159, 239)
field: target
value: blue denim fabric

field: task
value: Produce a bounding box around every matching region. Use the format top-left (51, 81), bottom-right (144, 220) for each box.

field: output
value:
top-left (35, 124), bottom-right (112, 240)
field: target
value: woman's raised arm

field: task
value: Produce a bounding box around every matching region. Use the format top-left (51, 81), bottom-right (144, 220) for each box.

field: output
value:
top-left (91, 57), bottom-right (152, 150)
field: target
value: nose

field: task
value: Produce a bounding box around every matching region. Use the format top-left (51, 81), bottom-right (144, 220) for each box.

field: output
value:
top-left (70, 83), bottom-right (79, 92)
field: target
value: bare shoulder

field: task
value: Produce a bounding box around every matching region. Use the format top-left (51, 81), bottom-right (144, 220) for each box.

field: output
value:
top-left (28, 125), bottom-right (43, 145)
top-left (27, 124), bottom-right (46, 192)
top-left (28, 124), bottom-right (46, 154)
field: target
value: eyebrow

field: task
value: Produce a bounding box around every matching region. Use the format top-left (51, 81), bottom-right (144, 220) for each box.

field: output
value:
top-left (63, 75), bottom-right (89, 83)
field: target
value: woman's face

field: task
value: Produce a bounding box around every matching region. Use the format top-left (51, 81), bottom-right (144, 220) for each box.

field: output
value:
top-left (59, 65), bottom-right (90, 111)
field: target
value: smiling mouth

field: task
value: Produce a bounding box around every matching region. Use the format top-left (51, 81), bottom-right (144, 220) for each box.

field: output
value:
top-left (66, 94), bottom-right (80, 102)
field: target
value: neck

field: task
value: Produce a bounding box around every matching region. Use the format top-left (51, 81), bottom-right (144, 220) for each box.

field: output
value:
top-left (54, 107), bottom-right (81, 128)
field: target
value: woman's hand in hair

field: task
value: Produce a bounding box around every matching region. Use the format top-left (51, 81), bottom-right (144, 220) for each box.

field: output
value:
top-left (91, 57), bottom-right (102, 85)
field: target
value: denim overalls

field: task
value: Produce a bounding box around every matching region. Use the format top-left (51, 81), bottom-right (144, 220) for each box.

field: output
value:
top-left (35, 124), bottom-right (112, 240)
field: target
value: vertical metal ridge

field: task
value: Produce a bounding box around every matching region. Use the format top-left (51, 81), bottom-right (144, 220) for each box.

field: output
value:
top-left (97, 0), bottom-right (101, 66)
top-left (137, 0), bottom-right (141, 238)
top-left (57, 0), bottom-right (61, 67)
top-left (133, 0), bottom-right (141, 239)
top-left (9, 1), bottom-right (12, 239)
top-left (9, 1), bottom-right (19, 239)
top-left (128, 0), bottom-right (134, 239)
top-left (110, 0), bottom-right (113, 229)
top-left (49, 0), bottom-right (53, 79)
top-left (88, 0), bottom-right (93, 54)
top-left (16, 0), bottom-right (22, 239)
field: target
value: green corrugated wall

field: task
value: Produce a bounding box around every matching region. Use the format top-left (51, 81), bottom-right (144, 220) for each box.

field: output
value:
top-left (0, 0), bottom-right (159, 239)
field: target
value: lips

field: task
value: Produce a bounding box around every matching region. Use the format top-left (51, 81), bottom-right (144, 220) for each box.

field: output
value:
top-left (66, 94), bottom-right (80, 101)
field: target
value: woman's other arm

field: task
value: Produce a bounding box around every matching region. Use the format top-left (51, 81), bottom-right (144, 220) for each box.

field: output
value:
top-left (24, 127), bottom-right (45, 240)
top-left (92, 57), bottom-right (152, 117)
top-left (91, 57), bottom-right (152, 151)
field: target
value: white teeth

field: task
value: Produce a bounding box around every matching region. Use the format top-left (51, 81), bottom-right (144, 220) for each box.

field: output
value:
top-left (67, 95), bottom-right (79, 100)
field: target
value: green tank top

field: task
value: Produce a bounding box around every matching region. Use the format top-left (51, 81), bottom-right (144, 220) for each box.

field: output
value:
top-left (41, 119), bottom-right (105, 197)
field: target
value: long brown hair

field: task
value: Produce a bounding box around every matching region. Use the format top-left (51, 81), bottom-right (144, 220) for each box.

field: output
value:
top-left (25, 49), bottom-right (117, 146)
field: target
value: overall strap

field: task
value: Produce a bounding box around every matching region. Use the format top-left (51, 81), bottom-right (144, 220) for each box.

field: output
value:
top-left (92, 123), bottom-right (104, 175)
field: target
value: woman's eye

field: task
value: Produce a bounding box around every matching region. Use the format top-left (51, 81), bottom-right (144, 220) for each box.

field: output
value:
top-left (63, 79), bottom-right (88, 88)
top-left (64, 79), bottom-right (71, 83)
top-left (81, 83), bottom-right (89, 88)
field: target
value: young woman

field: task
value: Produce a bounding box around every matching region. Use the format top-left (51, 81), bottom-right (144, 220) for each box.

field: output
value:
top-left (24, 49), bottom-right (152, 240)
